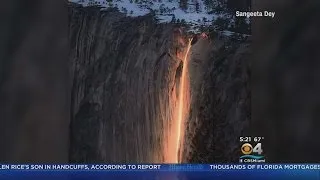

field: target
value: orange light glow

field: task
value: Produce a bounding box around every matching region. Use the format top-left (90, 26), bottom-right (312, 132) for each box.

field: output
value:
top-left (175, 38), bottom-right (192, 163)
top-left (162, 37), bottom-right (192, 164)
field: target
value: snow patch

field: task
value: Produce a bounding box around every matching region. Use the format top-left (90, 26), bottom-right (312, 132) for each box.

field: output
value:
top-left (69, 0), bottom-right (249, 36)
top-left (69, 0), bottom-right (222, 31)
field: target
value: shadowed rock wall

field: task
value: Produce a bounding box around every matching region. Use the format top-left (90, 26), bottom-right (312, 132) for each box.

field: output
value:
top-left (69, 5), bottom-right (187, 163)
top-left (183, 39), bottom-right (251, 163)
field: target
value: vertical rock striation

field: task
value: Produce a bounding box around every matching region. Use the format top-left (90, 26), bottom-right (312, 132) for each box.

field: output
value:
top-left (69, 4), bottom-right (251, 163)
top-left (183, 38), bottom-right (251, 163)
top-left (69, 5), bottom-right (187, 163)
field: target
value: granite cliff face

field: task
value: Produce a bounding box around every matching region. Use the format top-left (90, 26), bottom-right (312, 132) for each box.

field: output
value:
top-left (69, 5), bottom-right (187, 163)
top-left (69, 4), bottom-right (250, 163)
top-left (184, 39), bottom-right (251, 162)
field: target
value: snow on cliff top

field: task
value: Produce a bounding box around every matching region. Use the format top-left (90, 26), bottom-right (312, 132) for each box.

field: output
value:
top-left (69, 0), bottom-right (228, 33)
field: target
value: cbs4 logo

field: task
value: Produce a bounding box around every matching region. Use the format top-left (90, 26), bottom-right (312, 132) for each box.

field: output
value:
top-left (241, 143), bottom-right (263, 155)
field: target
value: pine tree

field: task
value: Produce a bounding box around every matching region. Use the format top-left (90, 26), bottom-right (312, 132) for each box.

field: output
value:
top-left (122, 7), bottom-right (128, 14)
top-left (195, 1), bottom-right (200, 13)
top-left (171, 15), bottom-right (176, 23)
top-left (159, 4), bottom-right (165, 14)
top-left (202, 17), bottom-right (207, 22)
top-left (179, 0), bottom-right (188, 12)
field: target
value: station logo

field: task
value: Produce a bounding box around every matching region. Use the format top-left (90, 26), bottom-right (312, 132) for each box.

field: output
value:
top-left (239, 137), bottom-right (265, 163)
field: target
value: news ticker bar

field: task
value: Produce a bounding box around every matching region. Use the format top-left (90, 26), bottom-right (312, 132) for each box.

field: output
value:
top-left (1, 164), bottom-right (320, 171)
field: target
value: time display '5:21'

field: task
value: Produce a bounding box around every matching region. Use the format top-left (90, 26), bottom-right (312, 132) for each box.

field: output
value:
top-left (239, 136), bottom-right (251, 142)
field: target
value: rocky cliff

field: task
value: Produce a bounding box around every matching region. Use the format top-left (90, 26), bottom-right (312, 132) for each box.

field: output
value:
top-left (184, 38), bottom-right (251, 163)
top-left (69, 5), bottom-right (187, 163)
top-left (69, 4), bottom-right (251, 163)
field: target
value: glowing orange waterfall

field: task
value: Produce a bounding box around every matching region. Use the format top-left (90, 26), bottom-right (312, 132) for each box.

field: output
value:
top-left (162, 37), bottom-right (192, 164)
top-left (162, 38), bottom-right (192, 164)
top-left (175, 38), bottom-right (192, 163)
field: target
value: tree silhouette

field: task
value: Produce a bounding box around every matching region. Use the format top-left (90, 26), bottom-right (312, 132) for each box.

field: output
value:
top-left (179, 0), bottom-right (188, 12)
top-left (195, 1), bottom-right (200, 13)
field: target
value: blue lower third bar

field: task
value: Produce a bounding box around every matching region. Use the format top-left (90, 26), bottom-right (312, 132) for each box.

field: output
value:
top-left (0, 164), bottom-right (320, 180)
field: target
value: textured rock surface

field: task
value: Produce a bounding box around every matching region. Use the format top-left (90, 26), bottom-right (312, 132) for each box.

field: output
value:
top-left (69, 5), bottom-right (188, 163)
top-left (69, 4), bottom-right (251, 163)
top-left (0, 2), bottom-right (251, 163)
top-left (183, 39), bottom-right (251, 163)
